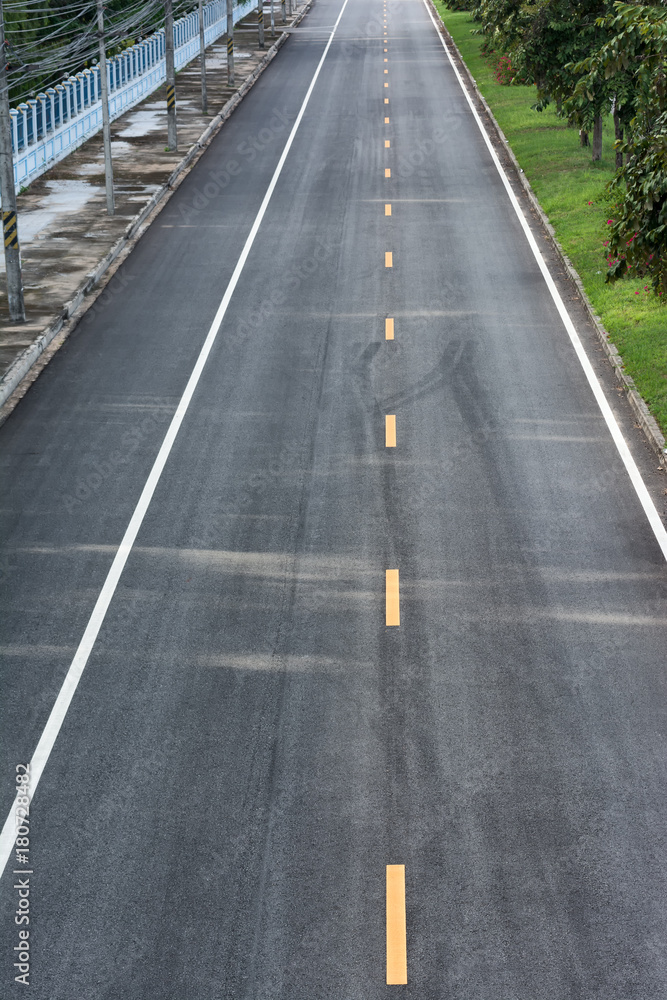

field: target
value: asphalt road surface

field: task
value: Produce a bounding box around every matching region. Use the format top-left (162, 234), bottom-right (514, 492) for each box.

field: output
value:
top-left (2, 0), bottom-right (667, 996)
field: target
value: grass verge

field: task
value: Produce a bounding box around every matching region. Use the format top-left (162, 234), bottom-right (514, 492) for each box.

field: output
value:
top-left (433, 3), bottom-right (667, 438)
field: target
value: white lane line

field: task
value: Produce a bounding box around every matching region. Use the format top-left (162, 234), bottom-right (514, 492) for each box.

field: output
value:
top-left (422, 0), bottom-right (667, 563)
top-left (0, 0), bottom-right (352, 880)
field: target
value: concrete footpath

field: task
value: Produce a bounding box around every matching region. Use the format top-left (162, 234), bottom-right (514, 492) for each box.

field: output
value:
top-left (0, 1), bottom-right (309, 419)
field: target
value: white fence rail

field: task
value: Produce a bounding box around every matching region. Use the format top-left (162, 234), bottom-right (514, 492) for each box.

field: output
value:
top-left (11, 0), bottom-right (252, 190)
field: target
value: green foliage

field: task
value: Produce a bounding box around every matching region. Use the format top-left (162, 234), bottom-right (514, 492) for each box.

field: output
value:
top-left (569, 3), bottom-right (667, 294)
top-left (606, 112), bottom-right (667, 294)
top-left (5, 0), bottom-right (184, 105)
top-left (521, 0), bottom-right (609, 115)
top-left (568, 2), bottom-right (667, 127)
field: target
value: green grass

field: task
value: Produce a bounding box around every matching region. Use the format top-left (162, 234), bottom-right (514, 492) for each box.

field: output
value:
top-left (434, 4), bottom-right (667, 436)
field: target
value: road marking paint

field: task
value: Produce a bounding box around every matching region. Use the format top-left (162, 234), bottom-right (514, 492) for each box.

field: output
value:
top-left (386, 570), bottom-right (400, 626)
top-left (386, 864), bottom-right (407, 983)
top-left (386, 414), bottom-right (396, 447)
top-left (421, 0), bottom-right (667, 563)
top-left (385, 116), bottom-right (390, 123)
top-left (385, 251), bottom-right (393, 267)
top-left (384, 57), bottom-right (388, 61)
top-left (385, 317), bottom-right (394, 339)
top-left (385, 97), bottom-right (389, 103)
top-left (385, 203), bottom-right (392, 215)
top-left (384, 81), bottom-right (389, 87)
top-left (0, 0), bottom-right (356, 881)
top-left (385, 139), bottom-right (391, 147)
top-left (384, 68), bottom-right (388, 73)
top-left (385, 167), bottom-right (391, 177)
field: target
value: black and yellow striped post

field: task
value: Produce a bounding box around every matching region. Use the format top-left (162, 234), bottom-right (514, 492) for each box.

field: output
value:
top-left (226, 0), bottom-right (235, 85)
top-left (164, 0), bottom-right (177, 150)
top-left (3, 211), bottom-right (18, 251)
top-left (257, 0), bottom-right (265, 49)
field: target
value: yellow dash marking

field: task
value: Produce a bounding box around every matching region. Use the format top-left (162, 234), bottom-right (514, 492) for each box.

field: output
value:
top-left (384, 69), bottom-right (388, 73)
top-left (385, 98), bottom-right (389, 104)
top-left (386, 865), bottom-right (407, 982)
top-left (385, 168), bottom-right (391, 177)
top-left (386, 570), bottom-right (400, 625)
top-left (385, 116), bottom-right (390, 123)
top-left (385, 317), bottom-right (394, 339)
top-left (384, 82), bottom-right (389, 87)
top-left (385, 414), bottom-right (396, 447)
top-left (385, 251), bottom-right (393, 267)
top-left (385, 140), bottom-right (390, 147)
top-left (384, 57), bottom-right (388, 61)
top-left (385, 203), bottom-right (392, 216)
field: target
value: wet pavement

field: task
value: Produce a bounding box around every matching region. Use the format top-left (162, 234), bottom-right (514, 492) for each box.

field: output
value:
top-left (0, 3), bottom-right (300, 378)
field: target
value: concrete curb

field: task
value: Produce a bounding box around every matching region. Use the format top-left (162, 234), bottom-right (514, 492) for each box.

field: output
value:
top-left (427, 0), bottom-right (667, 470)
top-left (0, 2), bottom-right (312, 416)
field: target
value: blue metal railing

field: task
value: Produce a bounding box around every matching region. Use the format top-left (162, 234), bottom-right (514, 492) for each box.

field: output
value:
top-left (11, 0), bottom-right (252, 189)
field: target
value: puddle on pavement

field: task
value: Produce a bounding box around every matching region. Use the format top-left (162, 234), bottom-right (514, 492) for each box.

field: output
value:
top-left (8, 180), bottom-right (101, 265)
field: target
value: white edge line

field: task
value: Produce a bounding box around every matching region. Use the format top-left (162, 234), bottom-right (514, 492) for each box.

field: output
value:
top-left (0, 0), bottom-right (352, 879)
top-left (421, 0), bottom-right (667, 563)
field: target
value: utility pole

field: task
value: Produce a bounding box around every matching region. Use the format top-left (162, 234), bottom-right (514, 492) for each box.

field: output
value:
top-left (96, 0), bottom-right (114, 216)
top-left (270, 0), bottom-right (275, 38)
top-left (226, 0), bottom-right (234, 86)
top-left (257, 0), bottom-right (264, 49)
top-left (164, 0), bottom-right (177, 150)
top-left (0, 0), bottom-right (24, 322)
top-left (198, 0), bottom-right (207, 115)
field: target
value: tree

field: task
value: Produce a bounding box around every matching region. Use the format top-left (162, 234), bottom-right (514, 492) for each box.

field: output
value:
top-left (470, 0), bottom-right (613, 157)
top-left (570, 2), bottom-right (667, 293)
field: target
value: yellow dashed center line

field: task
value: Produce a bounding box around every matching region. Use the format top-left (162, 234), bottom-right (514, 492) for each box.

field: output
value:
top-left (385, 251), bottom-right (393, 267)
top-left (384, 81), bottom-right (389, 87)
top-left (385, 570), bottom-right (400, 626)
top-left (386, 865), bottom-right (407, 981)
top-left (385, 317), bottom-right (394, 339)
top-left (385, 414), bottom-right (396, 447)
top-left (385, 97), bottom-right (389, 104)
top-left (385, 139), bottom-right (391, 147)
top-left (385, 167), bottom-right (391, 177)
top-left (385, 116), bottom-right (390, 123)
top-left (385, 203), bottom-right (392, 216)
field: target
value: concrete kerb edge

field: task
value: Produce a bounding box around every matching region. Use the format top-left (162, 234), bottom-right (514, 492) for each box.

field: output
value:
top-left (427, 0), bottom-right (667, 470)
top-left (0, 1), bottom-right (313, 421)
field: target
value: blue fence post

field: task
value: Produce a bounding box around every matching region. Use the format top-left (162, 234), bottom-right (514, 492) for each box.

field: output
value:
top-left (27, 99), bottom-right (37, 146)
top-left (37, 94), bottom-right (47, 138)
top-left (47, 89), bottom-right (56, 132)
top-left (10, 108), bottom-right (18, 153)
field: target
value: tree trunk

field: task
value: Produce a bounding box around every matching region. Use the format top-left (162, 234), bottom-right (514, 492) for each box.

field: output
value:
top-left (592, 113), bottom-right (602, 161)
top-left (579, 129), bottom-right (589, 146)
top-left (613, 106), bottom-right (623, 169)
